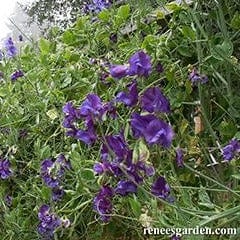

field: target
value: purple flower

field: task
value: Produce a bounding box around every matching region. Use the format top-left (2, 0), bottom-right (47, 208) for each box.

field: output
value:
top-left (56, 154), bottom-right (71, 171)
top-left (0, 158), bottom-right (12, 179)
top-left (37, 204), bottom-right (61, 237)
top-left (103, 101), bottom-right (117, 119)
top-left (141, 87), bottom-right (170, 113)
top-left (80, 93), bottom-right (104, 120)
top-left (41, 159), bottom-right (60, 188)
top-left (116, 80), bottom-right (138, 107)
top-left (40, 155), bottom-right (70, 188)
top-left (128, 50), bottom-right (152, 77)
top-left (4, 37), bottom-right (17, 57)
top-left (188, 68), bottom-right (208, 85)
top-left (109, 65), bottom-right (129, 79)
top-left (11, 70), bottom-right (24, 81)
top-left (93, 185), bottom-right (114, 222)
top-left (101, 132), bottom-right (130, 161)
top-left (83, 0), bottom-right (112, 14)
top-left (52, 187), bottom-right (65, 202)
top-left (151, 176), bottom-right (171, 200)
top-left (222, 139), bottom-right (240, 161)
top-left (115, 180), bottom-right (137, 196)
top-left (131, 113), bottom-right (174, 148)
top-left (135, 160), bottom-right (155, 177)
top-left (63, 99), bottom-right (100, 145)
top-left (75, 127), bottom-right (97, 145)
top-left (176, 148), bottom-right (184, 167)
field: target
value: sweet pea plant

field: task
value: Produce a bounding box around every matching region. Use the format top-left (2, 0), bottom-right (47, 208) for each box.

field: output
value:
top-left (0, 1), bottom-right (240, 240)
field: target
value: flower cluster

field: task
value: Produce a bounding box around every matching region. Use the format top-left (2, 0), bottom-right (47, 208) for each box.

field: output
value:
top-left (38, 204), bottom-right (69, 238)
top-left (4, 37), bottom-right (17, 58)
top-left (93, 185), bottom-right (114, 222)
top-left (0, 158), bottom-right (12, 179)
top-left (131, 113), bottom-right (174, 148)
top-left (62, 95), bottom-right (116, 145)
top-left (222, 138), bottom-right (240, 161)
top-left (41, 154), bottom-right (71, 201)
top-left (110, 50), bottom-right (152, 79)
top-left (188, 68), bottom-right (208, 85)
top-left (63, 49), bottom-right (174, 222)
top-left (83, 0), bottom-right (112, 14)
top-left (151, 176), bottom-right (171, 201)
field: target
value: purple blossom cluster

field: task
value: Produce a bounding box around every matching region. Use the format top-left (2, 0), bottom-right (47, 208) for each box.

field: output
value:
top-left (41, 154), bottom-right (71, 201)
top-left (38, 204), bottom-right (70, 238)
top-left (222, 138), bottom-right (240, 161)
top-left (188, 68), bottom-right (208, 85)
top-left (83, 0), bottom-right (112, 14)
top-left (62, 95), bottom-right (116, 145)
top-left (110, 50), bottom-right (152, 79)
top-left (62, 49), bottom-right (174, 222)
top-left (4, 37), bottom-right (17, 58)
top-left (0, 158), bottom-right (12, 179)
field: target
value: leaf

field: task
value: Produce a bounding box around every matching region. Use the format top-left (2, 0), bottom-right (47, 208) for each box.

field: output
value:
top-left (177, 45), bottom-right (193, 57)
top-left (62, 30), bottom-right (76, 45)
top-left (81, 169), bottom-right (95, 181)
top-left (230, 12), bottom-right (240, 29)
top-left (141, 35), bottom-right (157, 51)
top-left (129, 197), bottom-right (141, 218)
top-left (181, 26), bottom-right (196, 40)
top-left (115, 4), bottom-right (130, 26)
top-left (198, 188), bottom-right (215, 209)
top-left (234, 132), bottom-right (240, 140)
top-left (166, 2), bottom-right (183, 12)
top-left (39, 38), bottom-right (51, 55)
top-left (98, 9), bottom-right (111, 22)
top-left (211, 40), bottom-right (233, 60)
top-left (117, 4), bottom-right (130, 20)
top-left (232, 174), bottom-right (240, 180)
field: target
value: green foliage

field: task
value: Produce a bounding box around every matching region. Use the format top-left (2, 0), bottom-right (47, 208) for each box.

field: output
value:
top-left (1, 0), bottom-right (240, 240)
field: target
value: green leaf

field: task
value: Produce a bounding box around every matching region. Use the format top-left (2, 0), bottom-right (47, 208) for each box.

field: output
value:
top-left (98, 9), bottom-right (111, 22)
top-left (141, 35), bottom-right (157, 51)
top-left (166, 2), bottom-right (183, 12)
top-left (181, 26), bottom-right (196, 40)
top-left (234, 132), bottom-right (240, 140)
top-left (117, 4), bottom-right (130, 20)
top-left (230, 12), bottom-right (240, 29)
top-left (198, 188), bottom-right (215, 209)
top-left (81, 169), bottom-right (95, 181)
top-left (62, 30), bottom-right (77, 45)
top-left (232, 174), bottom-right (240, 180)
top-left (129, 196), bottom-right (141, 218)
top-left (39, 38), bottom-right (51, 55)
top-left (211, 40), bottom-right (233, 60)
top-left (177, 45), bottom-right (193, 57)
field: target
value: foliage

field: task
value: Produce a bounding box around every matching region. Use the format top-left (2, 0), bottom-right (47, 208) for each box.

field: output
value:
top-left (0, 0), bottom-right (240, 239)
